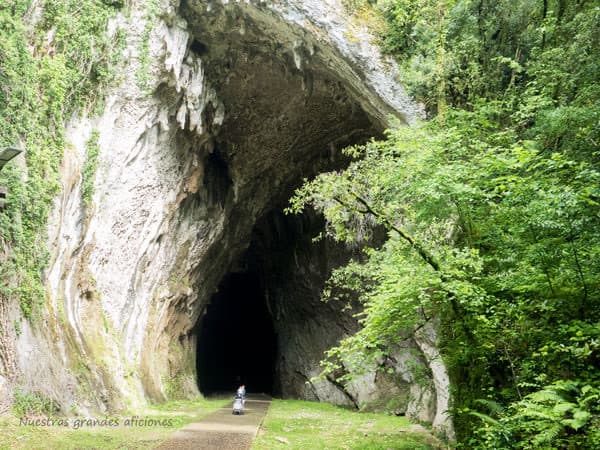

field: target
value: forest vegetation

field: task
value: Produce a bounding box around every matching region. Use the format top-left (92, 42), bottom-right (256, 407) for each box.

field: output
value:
top-left (289, 0), bottom-right (600, 448)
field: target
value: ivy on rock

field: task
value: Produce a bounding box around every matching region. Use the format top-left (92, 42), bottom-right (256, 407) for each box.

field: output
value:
top-left (0, 0), bottom-right (124, 318)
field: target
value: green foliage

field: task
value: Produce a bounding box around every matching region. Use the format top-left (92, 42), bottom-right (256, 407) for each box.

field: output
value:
top-left (467, 381), bottom-right (600, 449)
top-left (136, 0), bottom-right (160, 91)
top-left (38, 0), bottom-right (125, 109)
top-left (289, 1), bottom-right (600, 447)
top-left (81, 130), bottom-right (100, 207)
top-left (12, 388), bottom-right (60, 417)
top-left (370, 0), bottom-right (600, 117)
top-left (13, 319), bottom-right (21, 337)
top-left (0, 0), bottom-right (123, 318)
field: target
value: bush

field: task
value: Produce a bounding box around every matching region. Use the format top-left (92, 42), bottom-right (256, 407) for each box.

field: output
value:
top-left (12, 389), bottom-right (60, 417)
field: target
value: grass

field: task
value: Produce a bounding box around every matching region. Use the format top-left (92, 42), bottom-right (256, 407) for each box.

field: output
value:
top-left (252, 399), bottom-right (441, 449)
top-left (0, 397), bottom-right (442, 449)
top-left (0, 396), bottom-right (228, 450)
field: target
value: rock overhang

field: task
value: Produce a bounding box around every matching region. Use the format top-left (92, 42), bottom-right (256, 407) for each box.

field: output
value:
top-left (141, 0), bottom-right (425, 405)
top-left (178, 0), bottom-right (394, 211)
top-left (161, 0), bottom-right (397, 323)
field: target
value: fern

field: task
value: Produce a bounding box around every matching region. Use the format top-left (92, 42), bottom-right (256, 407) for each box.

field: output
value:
top-left (471, 381), bottom-right (600, 449)
top-left (469, 410), bottom-right (502, 426)
top-left (474, 398), bottom-right (506, 416)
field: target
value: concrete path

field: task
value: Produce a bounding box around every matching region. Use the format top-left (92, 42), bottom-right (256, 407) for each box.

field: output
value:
top-left (155, 394), bottom-right (271, 450)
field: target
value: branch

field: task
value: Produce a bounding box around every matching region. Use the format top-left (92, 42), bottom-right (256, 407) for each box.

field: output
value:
top-left (336, 191), bottom-right (475, 341)
top-left (350, 191), bottom-right (441, 272)
top-left (333, 196), bottom-right (369, 214)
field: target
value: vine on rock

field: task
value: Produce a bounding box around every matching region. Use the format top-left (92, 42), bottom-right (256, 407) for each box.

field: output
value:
top-left (0, 0), bottom-right (124, 319)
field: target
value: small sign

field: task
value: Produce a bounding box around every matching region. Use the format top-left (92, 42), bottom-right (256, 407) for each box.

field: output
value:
top-left (0, 146), bottom-right (23, 171)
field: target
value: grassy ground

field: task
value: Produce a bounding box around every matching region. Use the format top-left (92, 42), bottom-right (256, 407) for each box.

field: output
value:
top-left (252, 399), bottom-right (442, 449)
top-left (0, 397), bottom-right (228, 450)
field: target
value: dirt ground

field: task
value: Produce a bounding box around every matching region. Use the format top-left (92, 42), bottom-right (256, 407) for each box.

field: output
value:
top-left (155, 395), bottom-right (271, 450)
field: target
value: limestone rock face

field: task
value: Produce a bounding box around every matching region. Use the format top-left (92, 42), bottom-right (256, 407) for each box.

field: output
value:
top-left (10, 0), bottom-right (451, 435)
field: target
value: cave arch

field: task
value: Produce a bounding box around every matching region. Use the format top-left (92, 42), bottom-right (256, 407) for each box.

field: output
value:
top-left (30, 0), bottom-right (440, 428)
top-left (142, 0), bottom-right (425, 410)
top-left (173, 1), bottom-right (389, 401)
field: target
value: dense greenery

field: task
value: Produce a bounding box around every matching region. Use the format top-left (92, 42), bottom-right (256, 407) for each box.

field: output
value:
top-left (0, 0), bottom-right (124, 318)
top-left (290, 0), bottom-right (600, 447)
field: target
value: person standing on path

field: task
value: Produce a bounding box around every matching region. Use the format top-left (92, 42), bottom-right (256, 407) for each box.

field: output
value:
top-left (236, 385), bottom-right (246, 404)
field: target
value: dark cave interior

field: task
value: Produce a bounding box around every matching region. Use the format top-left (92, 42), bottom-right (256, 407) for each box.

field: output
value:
top-left (195, 261), bottom-right (277, 396)
top-left (194, 208), bottom-right (350, 398)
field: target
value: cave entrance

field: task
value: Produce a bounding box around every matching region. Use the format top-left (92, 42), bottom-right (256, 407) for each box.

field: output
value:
top-left (196, 263), bottom-right (277, 395)
top-left (181, 0), bottom-right (398, 401)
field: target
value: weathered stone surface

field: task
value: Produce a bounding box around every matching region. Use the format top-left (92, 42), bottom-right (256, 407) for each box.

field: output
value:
top-left (8, 0), bottom-right (452, 436)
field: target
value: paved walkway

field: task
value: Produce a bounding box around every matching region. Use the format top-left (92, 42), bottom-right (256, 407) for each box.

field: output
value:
top-left (155, 394), bottom-right (271, 450)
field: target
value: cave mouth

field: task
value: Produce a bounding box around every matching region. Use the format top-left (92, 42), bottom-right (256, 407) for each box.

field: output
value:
top-left (195, 264), bottom-right (277, 396)
top-left (182, 0), bottom-right (394, 401)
